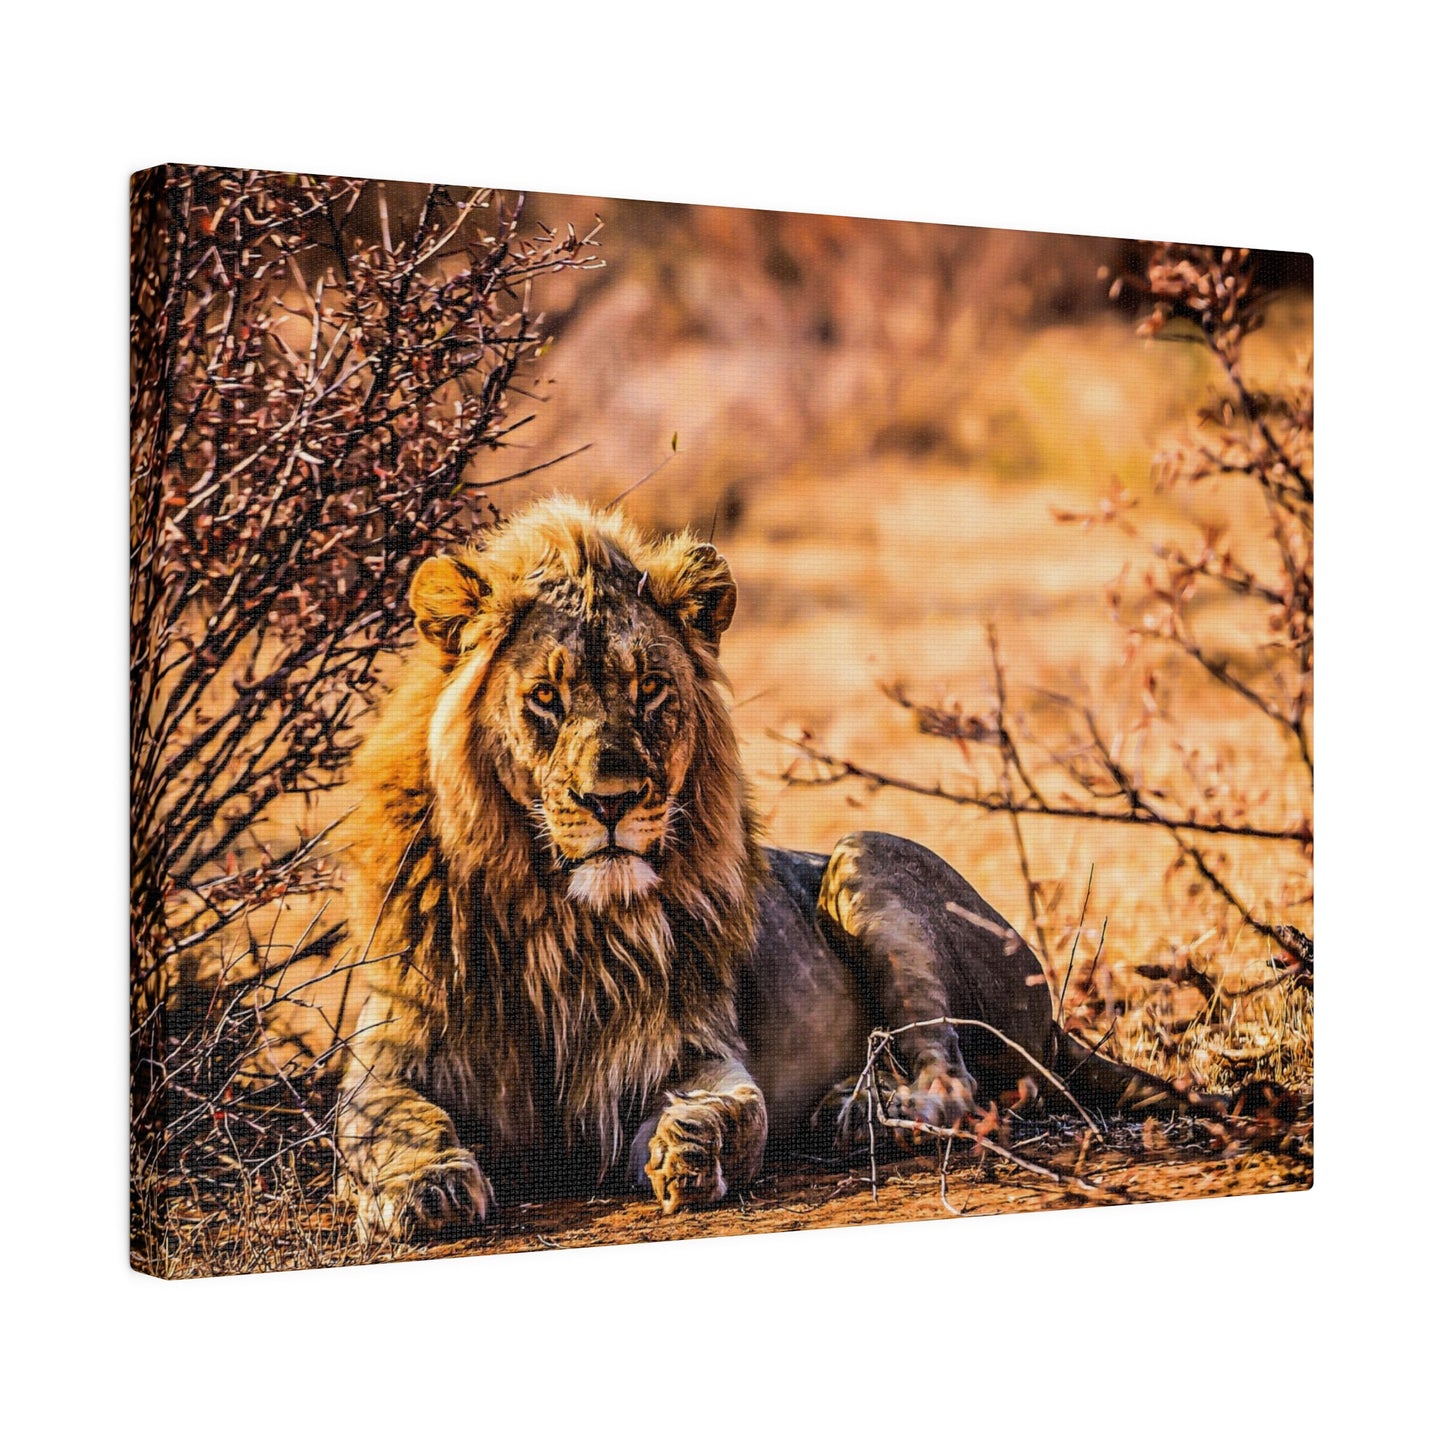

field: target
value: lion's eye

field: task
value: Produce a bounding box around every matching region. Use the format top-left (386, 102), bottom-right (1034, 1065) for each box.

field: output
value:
top-left (638, 674), bottom-right (669, 712)
top-left (527, 683), bottom-right (564, 720)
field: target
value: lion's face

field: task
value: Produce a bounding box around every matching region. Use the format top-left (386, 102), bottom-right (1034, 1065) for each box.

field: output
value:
top-left (482, 583), bottom-right (704, 907)
top-left (408, 498), bottom-right (742, 914)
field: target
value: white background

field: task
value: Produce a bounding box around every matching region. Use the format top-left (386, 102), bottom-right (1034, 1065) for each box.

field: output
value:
top-left (2, 4), bottom-right (1436, 1439)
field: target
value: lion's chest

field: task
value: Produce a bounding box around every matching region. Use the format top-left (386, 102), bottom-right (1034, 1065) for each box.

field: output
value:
top-left (435, 921), bottom-right (689, 1189)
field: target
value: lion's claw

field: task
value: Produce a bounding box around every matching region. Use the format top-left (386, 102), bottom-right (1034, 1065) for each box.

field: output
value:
top-left (888, 1061), bottom-right (978, 1135)
top-left (645, 1097), bottom-right (730, 1214)
top-left (642, 1086), bottom-right (766, 1216)
top-left (350, 1149), bottom-right (493, 1242)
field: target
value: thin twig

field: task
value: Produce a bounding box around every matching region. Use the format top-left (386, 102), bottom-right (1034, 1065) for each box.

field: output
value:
top-left (605, 449), bottom-right (677, 511)
top-left (1057, 864), bottom-right (1095, 1026)
top-left (771, 733), bottom-right (1310, 845)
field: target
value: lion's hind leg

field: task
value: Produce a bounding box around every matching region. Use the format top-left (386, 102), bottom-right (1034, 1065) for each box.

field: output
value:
top-left (817, 831), bottom-right (1057, 1129)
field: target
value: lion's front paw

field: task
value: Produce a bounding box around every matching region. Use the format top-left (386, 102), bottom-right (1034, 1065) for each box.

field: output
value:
top-left (643, 1086), bottom-right (766, 1217)
top-left (348, 1149), bottom-right (493, 1243)
top-left (888, 1059), bottom-right (978, 1135)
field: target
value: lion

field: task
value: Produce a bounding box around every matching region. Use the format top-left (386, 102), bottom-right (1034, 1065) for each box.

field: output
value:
top-left (331, 496), bottom-right (1186, 1240)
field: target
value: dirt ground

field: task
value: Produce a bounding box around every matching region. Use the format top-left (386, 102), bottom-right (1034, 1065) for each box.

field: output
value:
top-left (433, 1133), bottom-right (1311, 1263)
top-left (161, 1119), bottom-right (1310, 1277)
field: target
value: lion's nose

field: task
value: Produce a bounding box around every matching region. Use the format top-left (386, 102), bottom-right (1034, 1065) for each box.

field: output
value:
top-left (571, 788), bottom-right (645, 829)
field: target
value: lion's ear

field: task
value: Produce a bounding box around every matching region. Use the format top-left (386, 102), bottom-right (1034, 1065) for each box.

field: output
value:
top-left (410, 553), bottom-right (490, 657)
top-left (647, 541), bottom-right (737, 650)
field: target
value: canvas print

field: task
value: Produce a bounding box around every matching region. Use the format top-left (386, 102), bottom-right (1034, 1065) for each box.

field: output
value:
top-left (130, 165), bottom-right (1313, 1278)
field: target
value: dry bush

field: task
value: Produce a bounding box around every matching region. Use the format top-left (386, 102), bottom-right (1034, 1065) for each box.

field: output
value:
top-left (130, 166), bottom-right (598, 1274)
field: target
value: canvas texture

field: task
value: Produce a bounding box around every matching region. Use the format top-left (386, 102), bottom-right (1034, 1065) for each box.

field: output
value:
top-left (129, 165), bottom-right (1313, 1278)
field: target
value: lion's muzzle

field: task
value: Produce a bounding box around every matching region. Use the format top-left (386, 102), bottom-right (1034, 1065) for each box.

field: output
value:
top-left (569, 785), bottom-right (646, 830)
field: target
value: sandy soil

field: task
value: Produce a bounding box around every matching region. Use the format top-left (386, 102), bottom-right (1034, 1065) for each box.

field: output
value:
top-left (436, 1140), bottom-right (1311, 1263)
top-left (171, 1122), bottom-right (1309, 1277)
